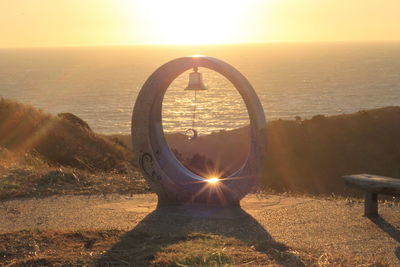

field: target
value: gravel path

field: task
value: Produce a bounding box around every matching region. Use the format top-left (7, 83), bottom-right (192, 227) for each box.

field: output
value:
top-left (1, 194), bottom-right (399, 265)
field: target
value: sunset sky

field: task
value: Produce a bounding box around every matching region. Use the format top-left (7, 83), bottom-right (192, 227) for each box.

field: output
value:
top-left (1, 0), bottom-right (399, 48)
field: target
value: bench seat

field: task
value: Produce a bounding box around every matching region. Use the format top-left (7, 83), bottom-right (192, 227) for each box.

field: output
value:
top-left (342, 174), bottom-right (400, 216)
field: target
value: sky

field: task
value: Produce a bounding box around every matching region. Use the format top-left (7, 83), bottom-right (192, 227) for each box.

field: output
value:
top-left (1, 0), bottom-right (399, 48)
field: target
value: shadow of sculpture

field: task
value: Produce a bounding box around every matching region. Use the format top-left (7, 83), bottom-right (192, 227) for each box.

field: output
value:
top-left (369, 215), bottom-right (400, 261)
top-left (96, 206), bottom-right (306, 266)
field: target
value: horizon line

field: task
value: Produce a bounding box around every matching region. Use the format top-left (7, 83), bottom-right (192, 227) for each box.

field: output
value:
top-left (1, 39), bottom-right (400, 50)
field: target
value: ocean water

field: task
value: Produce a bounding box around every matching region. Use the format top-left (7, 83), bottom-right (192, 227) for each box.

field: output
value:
top-left (1, 42), bottom-right (400, 135)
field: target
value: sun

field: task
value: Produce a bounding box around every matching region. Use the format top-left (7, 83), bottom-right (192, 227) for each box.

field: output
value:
top-left (119, 0), bottom-right (259, 44)
top-left (207, 177), bottom-right (220, 184)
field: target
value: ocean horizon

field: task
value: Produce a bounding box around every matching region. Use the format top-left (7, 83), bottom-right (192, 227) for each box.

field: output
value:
top-left (1, 42), bottom-right (400, 135)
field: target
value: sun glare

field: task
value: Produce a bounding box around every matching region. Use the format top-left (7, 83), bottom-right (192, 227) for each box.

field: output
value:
top-left (207, 177), bottom-right (220, 184)
top-left (122, 0), bottom-right (259, 44)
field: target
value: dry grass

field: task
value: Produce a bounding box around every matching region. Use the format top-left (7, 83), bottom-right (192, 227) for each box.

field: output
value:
top-left (0, 166), bottom-right (150, 200)
top-left (1, 99), bottom-right (398, 266)
top-left (115, 106), bottom-right (400, 197)
top-left (3, 97), bottom-right (400, 201)
top-left (1, 196), bottom-right (397, 266)
top-left (0, 98), bottom-right (133, 173)
top-left (0, 143), bottom-right (149, 200)
top-left (0, 229), bottom-right (369, 266)
top-left (0, 98), bottom-right (151, 199)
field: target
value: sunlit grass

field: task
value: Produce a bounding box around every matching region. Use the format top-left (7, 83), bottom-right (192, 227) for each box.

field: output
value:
top-left (0, 230), bottom-right (306, 266)
top-left (0, 229), bottom-right (371, 266)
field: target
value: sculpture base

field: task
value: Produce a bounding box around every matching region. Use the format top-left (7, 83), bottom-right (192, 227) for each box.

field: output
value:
top-left (156, 191), bottom-right (241, 208)
top-left (156, 202), bottom-right (247, 219)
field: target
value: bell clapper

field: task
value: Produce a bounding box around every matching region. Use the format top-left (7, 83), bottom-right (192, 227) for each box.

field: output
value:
top-left (185, 128), bottom-right (198, 140)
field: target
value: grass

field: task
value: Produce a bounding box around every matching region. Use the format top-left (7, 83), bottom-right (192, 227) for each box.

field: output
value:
top-left (0, 147), bottom-right (150, 200)
top-left (2, 196), bottom-right (397, 266)
top-left (0, 229), bottom-right (367, 266)
top-left (114, 106), bottom-right (400, 197)
top-left (0, 166), bottom-right (150, 200)
top-left (0, 98), bottom-right (398, 265)
top-left (0, 98), bottom-right (151, 199)
top-left (0, 97), bottom-right (133, 173)
top-left (3, 97), bottom-right (400, 200)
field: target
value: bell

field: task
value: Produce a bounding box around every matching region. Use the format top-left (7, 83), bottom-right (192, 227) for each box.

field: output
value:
top-left (184, 69), bottom-right (208, 91)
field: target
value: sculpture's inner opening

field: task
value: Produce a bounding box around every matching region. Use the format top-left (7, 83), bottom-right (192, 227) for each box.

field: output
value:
top-left (162, 68), bottom-right (251, 178)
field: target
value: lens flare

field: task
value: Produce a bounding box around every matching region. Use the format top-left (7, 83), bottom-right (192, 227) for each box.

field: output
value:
top-left (207, 177), bottom-right (220, 184)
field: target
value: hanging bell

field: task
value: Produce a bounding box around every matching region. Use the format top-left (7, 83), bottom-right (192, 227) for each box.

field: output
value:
top-left (184, 68), bottom-right (208, 91)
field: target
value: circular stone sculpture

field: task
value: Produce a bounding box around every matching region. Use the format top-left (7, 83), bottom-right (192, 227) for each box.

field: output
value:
top-left (132, 56), bottom-right (267, 206)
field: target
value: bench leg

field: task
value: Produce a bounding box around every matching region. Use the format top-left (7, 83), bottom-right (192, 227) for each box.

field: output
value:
top-left (364, 192), bottom-right (378, 217)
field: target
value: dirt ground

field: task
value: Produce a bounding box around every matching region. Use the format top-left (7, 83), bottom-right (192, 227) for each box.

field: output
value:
top-left (1, 194), bottom-right (399, 266)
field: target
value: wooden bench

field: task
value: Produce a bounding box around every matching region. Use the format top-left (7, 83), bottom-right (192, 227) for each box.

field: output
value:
top-left (342, 174), bottom-right (400, 217)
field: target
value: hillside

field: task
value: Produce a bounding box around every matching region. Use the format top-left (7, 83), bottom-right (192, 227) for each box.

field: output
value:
top-left (117, 106), bottom-right (400, 196)
top-left (0, 98), bottom-right (149, 199)
top-left (2, 97), bottom-right (400, 198)
top-left (0, 98), bottom-right (133, 172)
top-left (263, 107), bottom-right (400, 194)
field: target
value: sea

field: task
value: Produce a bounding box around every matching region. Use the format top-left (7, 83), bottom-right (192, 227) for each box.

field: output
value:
top-left (1, 42), bottom-right (400, 135)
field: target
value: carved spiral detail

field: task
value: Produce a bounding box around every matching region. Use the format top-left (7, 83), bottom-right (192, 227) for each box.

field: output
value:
top-left (139, 153), bottom-right (154, 179)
